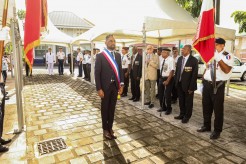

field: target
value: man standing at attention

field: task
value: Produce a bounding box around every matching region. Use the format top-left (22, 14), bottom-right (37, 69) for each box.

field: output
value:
top-left (121, 47), bottom-right (131, 97)
top-left (144, 45), bottom-right (158, 109)
top-left (129, 46), bottom-right (142, 102)
top-left (197, 38), bottom-right (233, 139)
top-left (57, 47), bottom-right (66, 75)
top-left (46, 48), bottom-right (56, 75)
top-left (95, 34), bottom-right (124, 140)
top-left (174, 45), bottom-right (198, 123)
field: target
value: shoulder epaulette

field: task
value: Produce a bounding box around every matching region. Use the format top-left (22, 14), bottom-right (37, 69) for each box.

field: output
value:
top-left (222, 51), bottom-right (229, 55)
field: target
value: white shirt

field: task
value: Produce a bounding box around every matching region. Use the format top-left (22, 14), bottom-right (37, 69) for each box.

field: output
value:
top-left (46, 52), bottom-right (55, 63)
top-left (82, 54), bottom-right (88, 64)
top-left (173, 55), bottom-right (180, 71)
top-left (204, 50), bottom-right (233, 81)
top-left (121, 53), bottom-right (131, 69)
top-left (2, 58), bottom-right (8, 71)
top-left (87, 55), bottom-right (91, 64)
top-left (160, 56), bottom-right (174, 77)
top-left (77, 52), bottom-right (83, 62)
top-left (57, 51), bottom-right (65, 60)
top-left (158, 55), bottom-right (163, 70)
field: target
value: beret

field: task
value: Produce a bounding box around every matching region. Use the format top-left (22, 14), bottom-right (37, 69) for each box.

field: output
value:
top-left (215, 38), bottom-right (226, 44)
top-left (162, 48), bottom-right (171, 52)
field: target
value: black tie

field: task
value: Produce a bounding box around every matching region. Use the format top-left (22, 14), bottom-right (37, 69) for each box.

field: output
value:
top-left (160, 59), bottom-right (165, 76)
top-left (50, 52), bottom-right (51, 55)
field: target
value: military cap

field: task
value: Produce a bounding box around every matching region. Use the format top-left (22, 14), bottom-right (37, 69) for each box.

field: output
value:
top-left (122, 47), bottom-right (129, 51)
top-left (215, 38), bottom-right (226, 45)
top-left (157, 47), bottom-right (163, 51)
top-left (162, 48), bottom-right (171, 52)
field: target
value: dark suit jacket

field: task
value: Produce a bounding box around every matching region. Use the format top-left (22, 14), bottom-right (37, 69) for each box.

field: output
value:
top-left (95, 52), bottom-right (124, 91)
top-left (175, 55), bottom-right (198, 92)
top-left (131, 53), bottom-right (142, 79)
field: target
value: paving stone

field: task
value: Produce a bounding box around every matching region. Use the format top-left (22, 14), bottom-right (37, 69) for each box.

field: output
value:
top-left (117, 152), bottom-right (138, 163)
top-left (150, 155), bottom-right (169, 164)
top-left (187, 143), bottom-right (204, 151)
top-left (130, 140), bottom-right (146, 148)
top-left (87, 152), bottom-right (104, 163)
top-left (70, 157), bottom-right (88, 164)
top-left (164, 150), bottom-right (182, 160)
top-left (133, 148), bottom-right (151, 159)
top-left (118, 143), bottom-right (135, 153)
top-left (215, 158), bottom-right (234, 164)
top-left (103, 147), bottom-right (121, 157)
top-left (38, 155), bottom-right (56, 164)
top-left (134, 159), bottom-right (153, 164)
top-left (182, 156), bottom-right (203, 164)
top-left (90, 142), bottom-right (105, 151)
top-left (117, 135), bottom-right (133, 144)
top-left (56, 150), bottom-right (74, 162)
top-left (204, 148), bottom-right (223, 158)
top-left (34, 129), bottom-right (47, 136)
top-left (74, 146), bottom-right (91, 156)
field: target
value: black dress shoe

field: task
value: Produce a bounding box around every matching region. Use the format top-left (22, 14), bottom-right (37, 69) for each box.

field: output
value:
top-left (0, 145), bottom-right (9, 153)
top-left (155, 94), bottom-right (159, 98)
top-left (148, 104), bottom-right (154, 108)
top-left (144, 102), bottom-right (151, 105)
top-left (210, 131), bottom-right (220, 140)
top-left (174, 115), bottom-right (184, 120)
top-left (103, 130), bottom-right (112, 140)
top-left (133, 98), bottom-right (139, 102)
top-left (77, 75), bottom-right (82, 77)
top-left (5, 96), bottom-right (9, 100)
top-left (0, 138), bottom-right (11, 145)
top-left (129, 97), bottom-right (135, 100)
top-left (157, 108), bottom-right (166, 112)
top-left (109, 129), bottom-right (117, 139)
top-left (181, 118), bottom-right (189, 123)
top-left (197, 126), bottom-right (211, 132)
top-left (165, 110), bottom-right (172, 115)
top-left (121, 94), bottom-right (127, 97)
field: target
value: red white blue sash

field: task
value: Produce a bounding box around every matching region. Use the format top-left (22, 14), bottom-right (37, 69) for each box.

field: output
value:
top-left (101, 48), bottom-right (120, 89)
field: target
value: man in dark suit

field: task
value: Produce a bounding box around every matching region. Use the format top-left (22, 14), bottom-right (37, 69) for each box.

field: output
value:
top-left (174, 45), bottom-right (198, 123)
top-left (129, 46), bottom-right (142, 102)
top-left (95, 34), bottom-right (124, 140)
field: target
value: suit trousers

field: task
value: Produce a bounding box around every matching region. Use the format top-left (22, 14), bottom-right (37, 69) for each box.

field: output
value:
top-left (2, 71), bottom-right (7, 83)
top-left (0, 83), bottom-right (6, 138)
top-left (69, 62), bottom-right (75, 74)
top-left (177, 82), bottom-right (194, 119)
top-left (78, 63), bottom-right (83, 77)
top-left (58, 59), bottom-right (64, 74)
top-left (158, 77), bottom-right (173, 111)
top-left (48, 63), bottom-right (54, 75)
top-left (130, 71), bottom-right (140, 99)
top-left (202, 80), bottom-right (225, 132)
top-left (145, 80), bottom-right (156, 103)
top-left (156, 69), bottom-right (160, 93)
top-left (171, 78), bottom-right (178, 101)
top-left (122, 69), bottom-right (129, 94)
top-left (86, 64), bottom-right (91, 81)
top-left (83, 64), bottom-right (88, 78)
top-left (101, 82), bottom-right (118, 130)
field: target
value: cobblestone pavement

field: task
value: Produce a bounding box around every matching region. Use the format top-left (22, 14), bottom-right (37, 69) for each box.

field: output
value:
top-left (20, 69), bottom-right (246, 163)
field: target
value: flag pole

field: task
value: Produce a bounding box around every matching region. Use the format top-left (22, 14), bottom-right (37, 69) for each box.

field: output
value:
top-left (0, 0), bottom-right (9, 81)
top-left (141, 22), bottom-right (146, 110)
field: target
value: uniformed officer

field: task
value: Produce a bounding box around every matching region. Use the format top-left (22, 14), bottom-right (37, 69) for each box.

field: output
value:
top-left (157, 48), bottom-right (174, 115)
top-left (82, 50), bottom-right (89, 80)
top-left (121, 47), bottom-right (131, 97)
top-left (197, 38), bottom-right (233, 139)
top-left (56, 47), bottom-right (66, 75)
top-left (46, 48), bottom-right (56, 75)
top-left (77, 48), bottom-right (83, 77)
top-left (171, 47), bottom-right (180, 104)
top-left (86, 50), bottom-right (91, 81)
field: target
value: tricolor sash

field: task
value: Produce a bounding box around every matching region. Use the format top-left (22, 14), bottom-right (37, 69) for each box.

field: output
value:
top-left (102, 48), bottom-right (120, 89)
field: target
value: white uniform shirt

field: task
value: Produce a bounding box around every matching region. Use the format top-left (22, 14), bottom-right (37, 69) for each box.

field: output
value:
top-left (87, 55), bottom-right (91, 64)
top-left (82, 54), bottom-right (88, 64)
top-left (77, 52), bottom-right (83, 62)
top-left (121, 53), bottom-right (131, 69)
top-left (2, 58), bottom-right (8, 71)
top-left (204, 50), bottom-right (233, 81)
top-left (57, 51), bottom-right (65, 60)
top-left (46, 52), bottom-right (55, 63)
top-left (160, 56), bottom-right (174, 77)
top-left (158, 55), bottom-right (163, 70)
top-left (173, 55), bottom-right (180, 71)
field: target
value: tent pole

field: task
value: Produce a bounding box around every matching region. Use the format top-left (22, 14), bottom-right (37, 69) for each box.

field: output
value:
top-left (90, 41), bottom-right (95, 84)
top-left (178, 40), bottom-right (181, 54)
top-left (11, 13), bottom-right (24, 133)
top-left (141, 22), bottom-right (146, 110)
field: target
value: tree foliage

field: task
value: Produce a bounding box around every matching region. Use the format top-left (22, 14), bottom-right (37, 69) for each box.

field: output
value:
top-left (175, 0), bottom-right (202, 18)
top-left (231, 11), bottom-right (246, 33)
top-left (17, 10), bottom-right (26, 20)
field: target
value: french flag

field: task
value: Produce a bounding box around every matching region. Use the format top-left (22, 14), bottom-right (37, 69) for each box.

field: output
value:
top-left (193, 0), bottom-right (215, 63)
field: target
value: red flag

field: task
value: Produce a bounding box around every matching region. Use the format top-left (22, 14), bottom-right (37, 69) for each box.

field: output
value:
top-left (24, 0), bottom-right (47, 70)
top-left (193, 0), bottom-right (215, 63)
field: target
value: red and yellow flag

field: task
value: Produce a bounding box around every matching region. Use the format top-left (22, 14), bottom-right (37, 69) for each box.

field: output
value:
top-left (192, 0), bottom-right (215, 63)
top-left (24, 0), bottom-right (47, 70)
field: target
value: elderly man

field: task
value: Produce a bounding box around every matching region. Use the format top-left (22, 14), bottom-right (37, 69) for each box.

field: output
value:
top-left (174, 45), bottom-right (198, 123)
top-left (171, 47), bottom-right (180, 104)
top-left (121, 47), bottom-right (131, 97)
top-left (144, 45), bottom-right (159, 108)
top-left (157, 48), bottom-right (174, 115)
